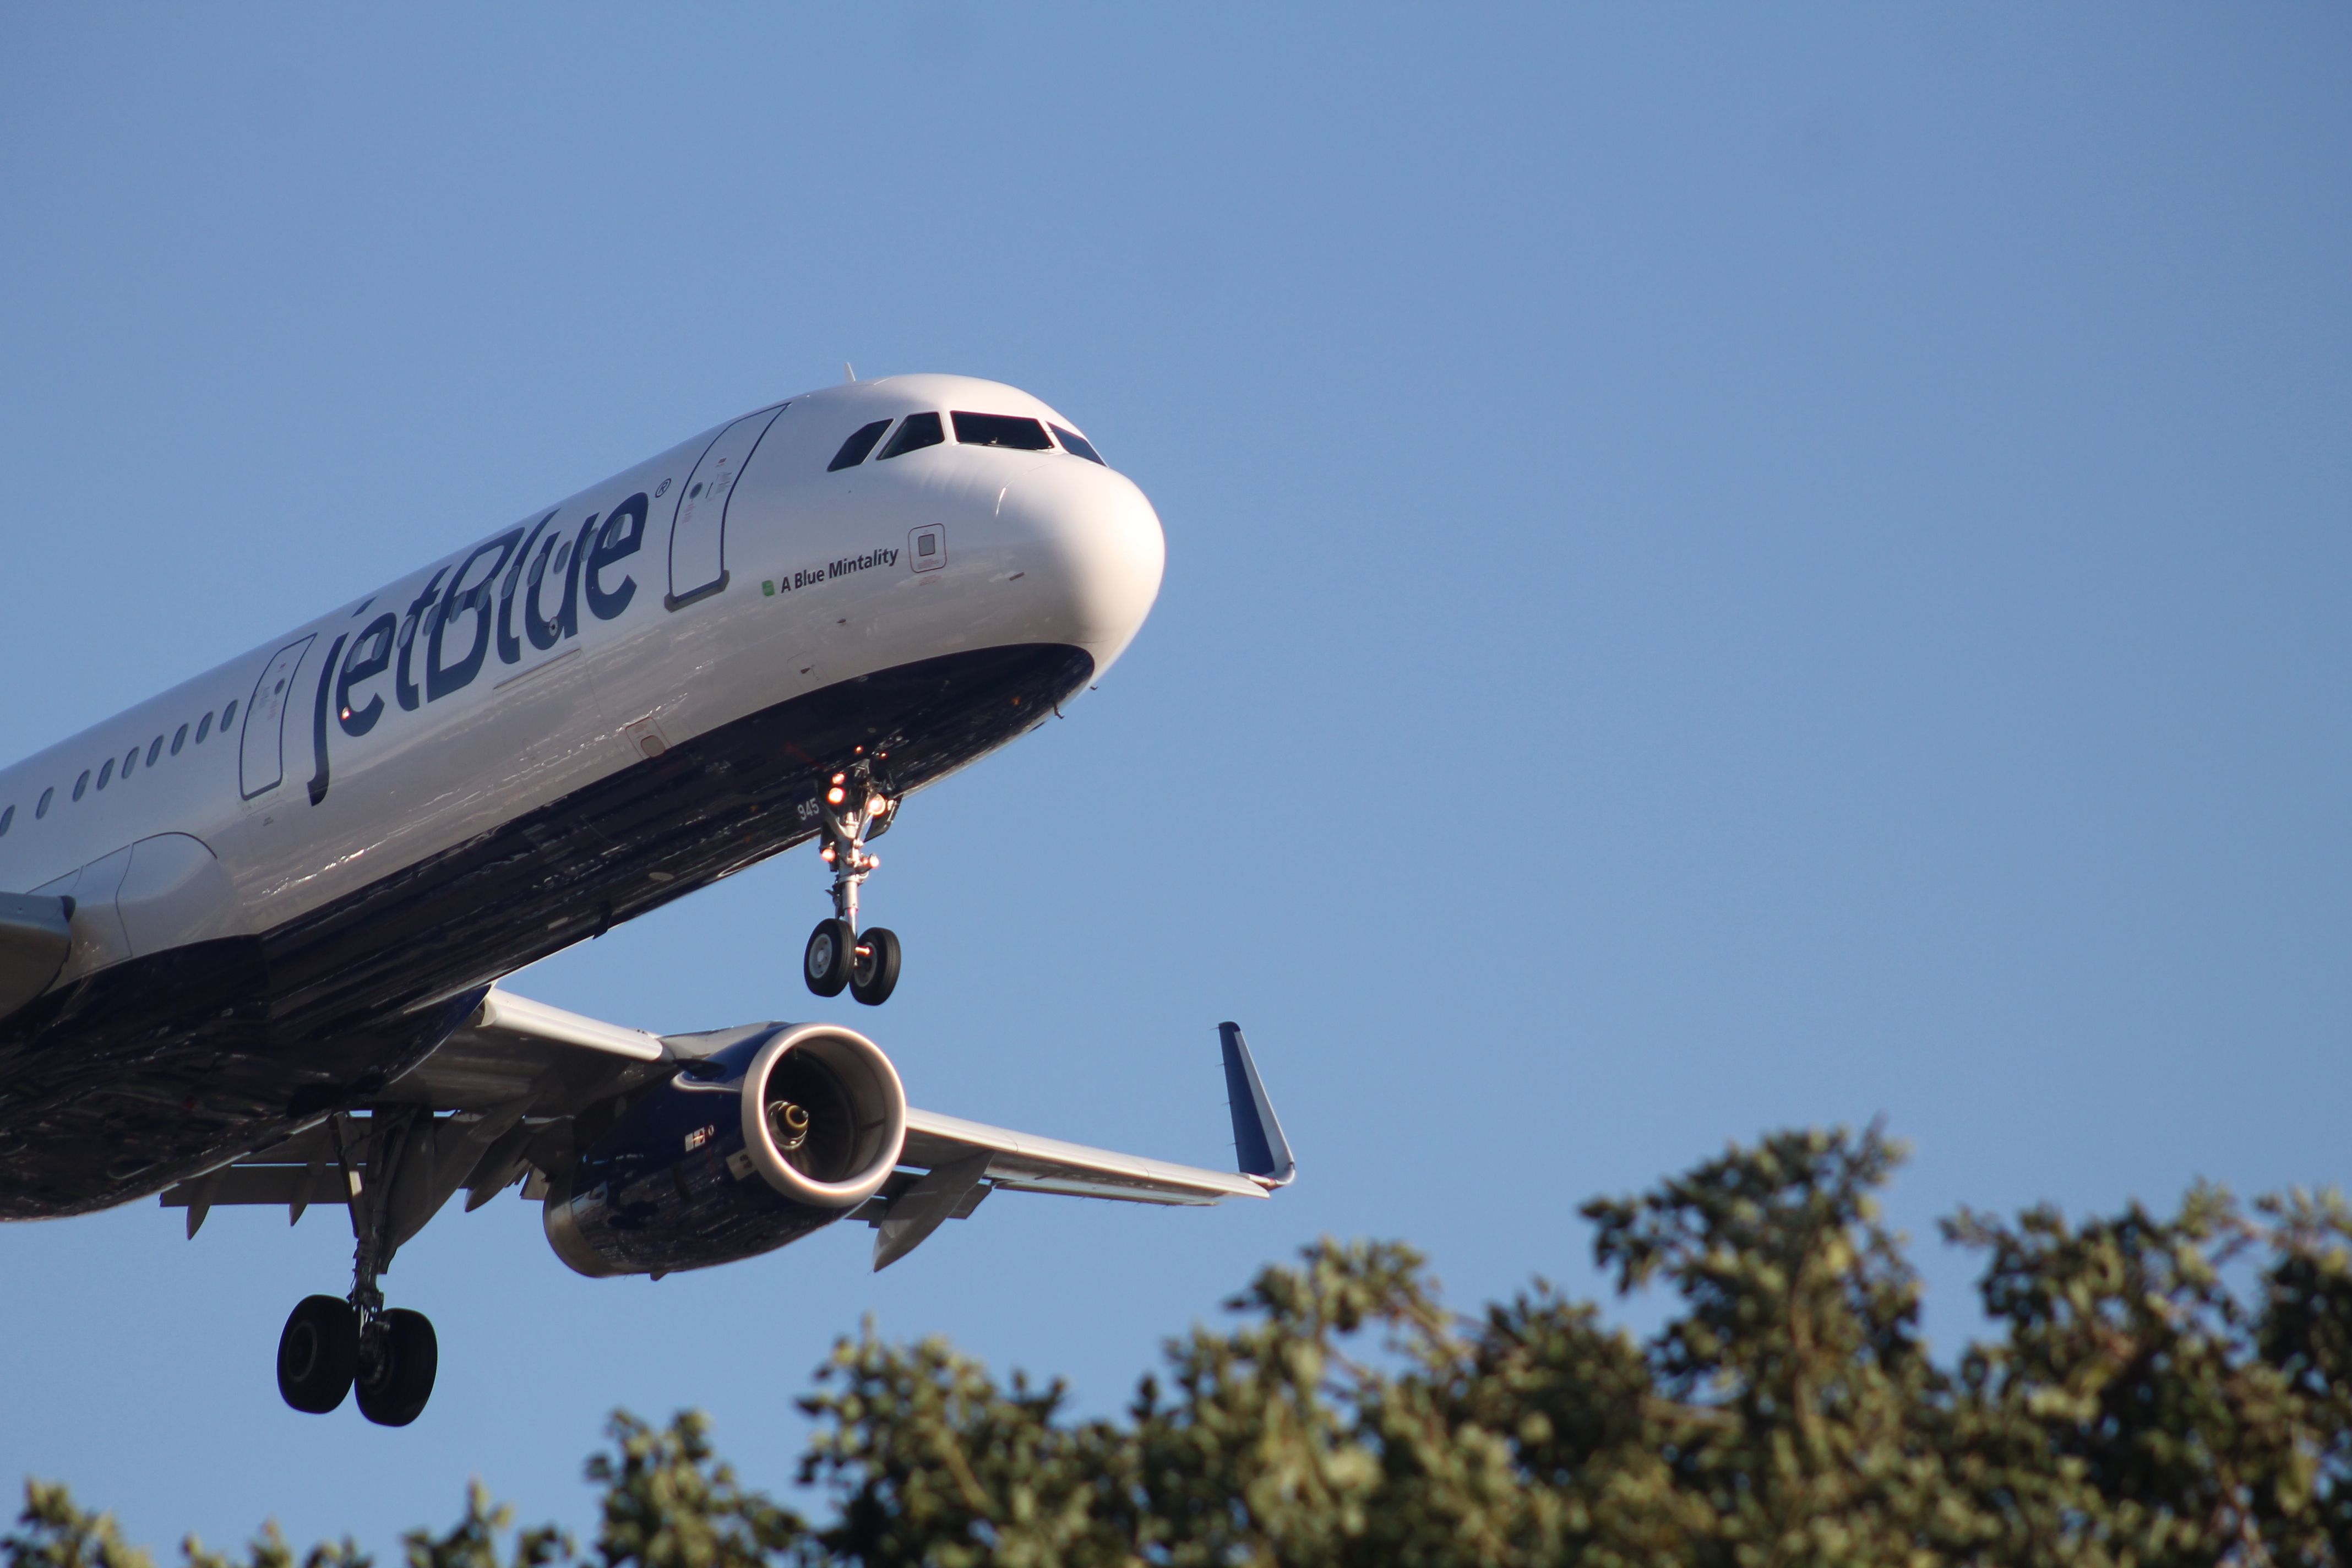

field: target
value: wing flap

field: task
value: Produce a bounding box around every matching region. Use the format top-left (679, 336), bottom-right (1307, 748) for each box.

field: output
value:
top-left (160, 1164), bottom-right (352, 1208)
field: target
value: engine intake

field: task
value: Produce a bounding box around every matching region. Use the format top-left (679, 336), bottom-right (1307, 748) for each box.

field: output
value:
top-left (738, 1025), bottom-right (905, 1206)
top-left (543, 1022), bottom-right (906, 1278)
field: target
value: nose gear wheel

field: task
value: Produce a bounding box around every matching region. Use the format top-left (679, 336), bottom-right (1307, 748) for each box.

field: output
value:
top-left (807, 764), bottom-right (903, 1006)
top-left (805, 918), bottom-right (854, 996)
top-left (850, 926), bottom-right (901, 1006)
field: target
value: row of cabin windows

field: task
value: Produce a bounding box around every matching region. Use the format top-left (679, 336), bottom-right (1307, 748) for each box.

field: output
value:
top-left (0, 414), bottom-right (1111, 841)
top-left (827, 410), bottom-right (1106, 473)
top-left (0, 698), bottom-right (242, 840)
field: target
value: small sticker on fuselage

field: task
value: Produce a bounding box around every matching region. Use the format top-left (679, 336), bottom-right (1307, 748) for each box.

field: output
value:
top-left (769, 546), bottom-right (900, 595)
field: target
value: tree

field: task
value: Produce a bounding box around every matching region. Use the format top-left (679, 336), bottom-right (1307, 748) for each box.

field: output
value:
top-left (14, 1127), bottom-right (2352, 1567)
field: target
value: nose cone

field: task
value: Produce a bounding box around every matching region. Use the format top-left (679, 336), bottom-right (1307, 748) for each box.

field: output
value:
top-left (1000, 459), bottom-right (1166, 677)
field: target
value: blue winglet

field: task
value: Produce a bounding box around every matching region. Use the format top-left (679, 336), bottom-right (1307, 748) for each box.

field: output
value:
top-left (1219, 1022), bottom-right (1297, 1188)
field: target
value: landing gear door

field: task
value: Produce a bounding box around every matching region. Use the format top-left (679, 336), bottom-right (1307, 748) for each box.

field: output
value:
top-left (667, 405), bottom-right (787, 611)
top-left (239, 634), bottom-right (317, 801)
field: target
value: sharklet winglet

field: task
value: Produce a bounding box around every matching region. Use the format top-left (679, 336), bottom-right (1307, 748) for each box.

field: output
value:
top-left (1218, 1022), bottom-right (1296, 1188)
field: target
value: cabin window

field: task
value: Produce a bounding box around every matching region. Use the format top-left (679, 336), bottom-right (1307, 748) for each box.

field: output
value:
top-left (828, 420), bottom-right (893, 471)
top-left (877, 412), bottom-right (944, 460)
top-left (171, 723), bottom-right (188, 755)
top-left (123, 746), bottom-right (138, 776)
top-left (221, 700), bottom-right (238, 730)
top-left (97, 759), bottom-right (114, 791)
top-left (195, 713), bottom-right (212, 744)
top-left (1052, 424), bottom-right (1106, 465)
top-left (951, 412), bottom-right (1052, 450)
top-left (0, 805), bottom-right (12, 836)
top-left (72, 770), bottom-right (89, 802)
top-left (35, 790), bottom-right (52, 820)
top-left (148, 736), bottom-right (164, 766)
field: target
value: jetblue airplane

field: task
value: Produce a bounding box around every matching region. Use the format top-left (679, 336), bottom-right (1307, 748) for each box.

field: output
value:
top-left (0, 375), bottom-right (1294, 1427)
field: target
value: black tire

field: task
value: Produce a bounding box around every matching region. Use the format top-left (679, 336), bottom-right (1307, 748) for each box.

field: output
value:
top-left (355, 1308), bottom-right (438, 1427)
top-left (849, 926), bottom-right (901, 1006)
top-left (276, 1295), bottom-right (358, 1415)
top-left (804, 918), bottom-right (853, 997)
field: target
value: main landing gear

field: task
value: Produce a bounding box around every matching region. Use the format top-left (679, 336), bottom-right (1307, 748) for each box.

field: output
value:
top-left (275, 1110), bottom-right (440, 1424)
top-left (277, 1295), bottom-right (436, 1426)
top-left (804, 766), bottom-right (902, 1007)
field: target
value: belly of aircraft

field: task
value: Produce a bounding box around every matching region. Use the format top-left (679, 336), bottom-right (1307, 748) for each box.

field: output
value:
top-left (0, 644), bottom-right (1091, 1220)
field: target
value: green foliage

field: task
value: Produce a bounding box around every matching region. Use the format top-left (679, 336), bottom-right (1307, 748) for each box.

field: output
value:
top-left (15, 1126), bottom-right (2352, 1567)
top-left (2, 1482), bottom-right (367, 1568)
top-left (6, 1483), bottom-right (155, 1568)
top-left (399, 1480), bottom-right (559, 1568)
top-left (586, 1412), bottom-right (797, 1568)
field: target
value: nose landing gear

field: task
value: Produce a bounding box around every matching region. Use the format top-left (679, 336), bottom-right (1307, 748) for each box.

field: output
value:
top-left (805, 767), bottom-right (902, 1006)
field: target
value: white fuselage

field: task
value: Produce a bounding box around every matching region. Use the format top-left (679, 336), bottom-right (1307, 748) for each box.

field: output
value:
top-left (0, 374), bottom-right (1164, 1217)
top-left (0, 374), bottom-right (1162, 987)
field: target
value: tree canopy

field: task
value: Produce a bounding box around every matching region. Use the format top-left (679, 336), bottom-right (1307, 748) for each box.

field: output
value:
top-left (14, 1126), bottom-right (2352, 1567)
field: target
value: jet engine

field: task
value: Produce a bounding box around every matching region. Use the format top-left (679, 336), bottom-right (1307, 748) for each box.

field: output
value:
top-left (541, 1022), bottom-right (906, 1277)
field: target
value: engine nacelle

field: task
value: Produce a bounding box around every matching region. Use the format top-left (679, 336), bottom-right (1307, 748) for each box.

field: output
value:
top-left (542, 1022), bottom-right (906, 1278)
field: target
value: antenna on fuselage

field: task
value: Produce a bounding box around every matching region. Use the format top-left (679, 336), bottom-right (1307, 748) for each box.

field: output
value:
top-left (843, 362), bottom-right (857, 383)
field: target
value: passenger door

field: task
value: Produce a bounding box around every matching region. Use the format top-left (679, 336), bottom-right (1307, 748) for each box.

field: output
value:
top-left (667, 405), bottom-right (787, 610)
top-left (239, 635), bottom-right (317, 801)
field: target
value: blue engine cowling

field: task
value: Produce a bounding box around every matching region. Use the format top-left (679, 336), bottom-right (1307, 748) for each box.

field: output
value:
top-left (542, 1022), bottom-right (907, 1277)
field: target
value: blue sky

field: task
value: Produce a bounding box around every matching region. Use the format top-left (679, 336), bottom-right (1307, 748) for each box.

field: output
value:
top-left (2, 3), bottom-right (2346, 1553)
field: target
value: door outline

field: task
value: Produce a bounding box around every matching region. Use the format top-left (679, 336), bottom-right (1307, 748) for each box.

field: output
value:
top-left (239, 635), bottom-right (317, 801)
top-left (666, 404), bottom-right (787, 611)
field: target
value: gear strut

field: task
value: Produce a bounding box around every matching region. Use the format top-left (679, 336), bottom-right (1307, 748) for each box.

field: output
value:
top-left (804, 764), bottom-right (904, 1005)
top-left (818, 764), bottom-right (896, 930)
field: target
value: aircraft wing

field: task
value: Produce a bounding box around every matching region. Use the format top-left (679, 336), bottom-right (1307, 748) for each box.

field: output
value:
top-left (160, 992), bottom-right (1295, 1273)
top-left (858, 1091), bottom-right (1276, 1271)
top-left (374, 986), bottom-right (673, 1118)
top-left (156, 987), bottom-right (678, 1235)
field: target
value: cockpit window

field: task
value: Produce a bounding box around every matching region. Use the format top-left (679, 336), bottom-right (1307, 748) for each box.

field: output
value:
top-left (1051, 424), bottom-right (1106, 465)
top-left (877, 411), bottom-right (945, 460)
top-left (828, 420), bottom-right (893, 471)
top-left (950, 412), bottom-right (1053, 450)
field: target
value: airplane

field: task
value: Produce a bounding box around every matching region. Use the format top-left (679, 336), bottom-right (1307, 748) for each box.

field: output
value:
top-left (0, 374), bottom-right (1296, 1427)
